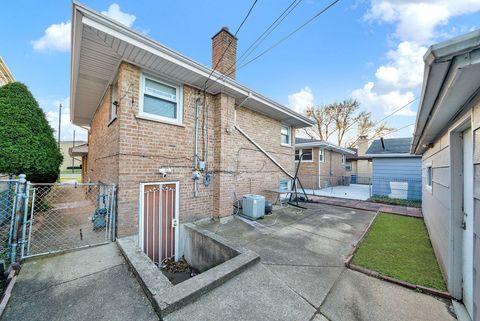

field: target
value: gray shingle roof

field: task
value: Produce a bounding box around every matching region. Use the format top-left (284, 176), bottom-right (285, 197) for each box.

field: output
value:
top-left (295, 137), bottom-right (321, 144)
top-left (366, 137), bottom-right (413, 155)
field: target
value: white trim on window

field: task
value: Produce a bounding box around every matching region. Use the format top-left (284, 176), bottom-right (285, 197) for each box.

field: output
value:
top-left (139, 73), bottom-right (183, 125)
top-left (342, 154), bottom-right (346, 165)
top-left (280, 124), bottom-right (291, 146)
top-left (425, 162), bottom-right (433, 192)
top-left (295, 148), bottom-right (313, 162)
top-left (319, 148), bottom-right (324, 163)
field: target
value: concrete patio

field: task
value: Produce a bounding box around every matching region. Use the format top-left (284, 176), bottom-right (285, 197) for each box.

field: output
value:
top-left (166, 202), bottom-right (455, 321)
top-left (304, 183), bottom-right (371, 200)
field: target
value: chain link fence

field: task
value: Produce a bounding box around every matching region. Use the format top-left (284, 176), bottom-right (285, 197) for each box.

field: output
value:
top-left (23, 183), bottom-right (116, 258)
top-left (0, 178), bottom-right (19, 264)
top-left (297, 174), bottom-right (422, 202)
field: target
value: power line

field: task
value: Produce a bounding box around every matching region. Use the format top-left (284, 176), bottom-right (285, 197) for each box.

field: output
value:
top-left (373, 97), bottom-right (418, 127)
top-left (326, 97), bottom-right (418, 140)
top-left (221, 0), bottom-right (303, 81)
top-left (208, 0), bottom-right (339, 85)
top-left (234, 0), bottom-right (340, 76)
top-left (202, 0), bottom-right (259, 90)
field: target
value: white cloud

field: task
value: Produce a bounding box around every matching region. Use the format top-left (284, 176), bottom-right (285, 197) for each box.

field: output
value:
top-left (33, 3), bottom-right (136, 53)
top-left (365, 0), bottom-right (480, 44)
top-left (352, 82), bottom-right (417, 116)
top-left (354, 1), bottom-right (480, 122)
top-left (32, 21), bottom-right (71, 53)
top-left (288, 86), bottom-right (314, 114)
top-left (101, 3), bottom-right (136, 27)
top-left (40, 97), bottom-right (88, 142)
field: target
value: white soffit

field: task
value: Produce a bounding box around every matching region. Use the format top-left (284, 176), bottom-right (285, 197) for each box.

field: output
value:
top-left (70, 3), bottom-right (314, 128)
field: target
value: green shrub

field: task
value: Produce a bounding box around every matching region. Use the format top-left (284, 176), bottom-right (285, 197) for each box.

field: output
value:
top-left (0, 82), bottom-right (63, 182)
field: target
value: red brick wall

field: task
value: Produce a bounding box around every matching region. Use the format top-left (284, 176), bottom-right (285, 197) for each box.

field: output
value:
top-left (87, 62), bottom-right (295, 236)
top-left (212, 28), bottom-right (237, 79)
top-left (84, 85), bottom-right (119, 185)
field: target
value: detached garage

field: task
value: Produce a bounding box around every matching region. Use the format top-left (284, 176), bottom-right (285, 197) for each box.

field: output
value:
top-left (366, 137), bottom-right (422, 201)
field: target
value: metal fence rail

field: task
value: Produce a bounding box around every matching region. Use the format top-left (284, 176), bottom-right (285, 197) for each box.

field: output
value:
top-left (297, 174), bottom-right (422, 201)
top-left (22, 182), bottom-right (116, 258)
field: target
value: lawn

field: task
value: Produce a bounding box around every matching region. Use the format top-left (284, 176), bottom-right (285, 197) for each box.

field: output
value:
top-left (352, 212), bottom-right (446, 291)
top-left (368, 195), bottom-right (422, 208)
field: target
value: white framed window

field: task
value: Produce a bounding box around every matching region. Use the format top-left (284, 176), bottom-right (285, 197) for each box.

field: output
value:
top-left (345, 162), bottom-right (352, 171)
top-left (342, 154), bottom-right (346, 165)
top-left (319, 148), bottom-right (324, 163)
top-left (426, 165), bottom-right (432, 188)
top-left (139, 74), bottom-right (183, 125)
top-left (281, 125), bottom-right (291, 145)
top-left (279, 179), bottom-right (291, 191)
top-left (295, 148), bottom-right (313, 162)
top-left (110, 81), bottom-right (118, 121)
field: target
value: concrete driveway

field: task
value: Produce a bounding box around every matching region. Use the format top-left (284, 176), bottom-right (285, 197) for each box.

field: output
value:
top-left (1, 243), bottom-right (158, 321)
top-left (166, 203), bottom-right (456, 321)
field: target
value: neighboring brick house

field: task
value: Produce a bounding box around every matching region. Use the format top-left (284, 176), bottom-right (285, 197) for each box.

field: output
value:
top-left (0, 56), bottom-right (15, 86)
top-left (69, 4), bottom-right (313, 261)
top-left (294, 138), bottom-right (354, 189)
top-left (345, 135), bottom-right (372, 183)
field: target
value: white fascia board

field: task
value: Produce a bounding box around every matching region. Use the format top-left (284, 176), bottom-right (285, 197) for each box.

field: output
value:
top-left (75, 3), bottom-right (312, 127)
top-left (367, 153), bottom-right (421, 158)
top-left (295, 142), bottom-right (355, 155)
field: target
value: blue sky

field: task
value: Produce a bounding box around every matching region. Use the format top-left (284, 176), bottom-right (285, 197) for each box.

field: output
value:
top-left (1, 0), bottom-right (480, 144)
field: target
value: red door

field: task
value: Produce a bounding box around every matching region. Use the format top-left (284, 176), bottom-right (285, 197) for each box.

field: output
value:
top-left (143, 183), bottom-right (176, 265)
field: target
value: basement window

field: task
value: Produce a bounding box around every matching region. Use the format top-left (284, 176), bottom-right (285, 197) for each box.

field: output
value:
top-left (281, 125), bottom-right (291, 145)
top-left (140, 74), bottom-right (183, 125)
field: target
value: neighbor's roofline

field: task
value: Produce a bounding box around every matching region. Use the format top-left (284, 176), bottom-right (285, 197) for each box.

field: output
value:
top-left (366, 153), bottom-right (420, 158)
top-left (70, 1), bottom-right (314, 127)
top-left (295, 142), bottom-right (355, 154)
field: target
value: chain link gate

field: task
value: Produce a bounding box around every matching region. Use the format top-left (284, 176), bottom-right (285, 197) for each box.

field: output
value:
top-left (20, 182), bottom-right (116, 259)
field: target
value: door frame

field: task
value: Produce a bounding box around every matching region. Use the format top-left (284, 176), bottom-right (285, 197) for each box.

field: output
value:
top-left (449, 117), bottom-right (472, 300)
top-left (138, 181), bottom-right (180, 261)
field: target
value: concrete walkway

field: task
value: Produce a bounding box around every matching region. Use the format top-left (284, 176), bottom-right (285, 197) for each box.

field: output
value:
top-left (165, 203), bottom-right (454, 321)
top-left (1, 243), bottom-right (158, 321)
top-left (308, 194), bottom-right (423, 217)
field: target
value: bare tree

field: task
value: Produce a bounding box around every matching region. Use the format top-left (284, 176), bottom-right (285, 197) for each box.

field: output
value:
top-left (303, 99), bottom-right (395, 147)
top-left (302, 104), bottom-right (334, 141)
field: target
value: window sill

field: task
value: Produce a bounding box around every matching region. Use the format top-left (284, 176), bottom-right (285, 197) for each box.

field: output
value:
top-left (135, 114), bottom-right (185, 127)
top-left (280, 143), bottom-right (292, 148)
top-left (425, 184), bottom-right (432, 193)
top-left (295, 160), bottom-right (313, 163)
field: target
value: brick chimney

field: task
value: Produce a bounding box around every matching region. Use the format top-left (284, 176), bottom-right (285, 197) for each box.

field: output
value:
top-left (357, 135), bottom-right (369, 156)
top-left (212, 27), bottom-right (237, 79)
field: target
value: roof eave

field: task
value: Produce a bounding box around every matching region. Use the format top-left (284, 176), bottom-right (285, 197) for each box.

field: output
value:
top-left (70, 2), bottom-right (313, 128)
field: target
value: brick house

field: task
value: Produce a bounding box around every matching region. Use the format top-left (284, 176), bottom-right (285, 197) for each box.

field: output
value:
top-left (0, 56), bottom-right (15, 86)
top-left (70, 3), bottom-right (313, 262)
top-left (294, 138), bottom-right (354, 189)
top-left (345, 135), bottom-right (372, 183)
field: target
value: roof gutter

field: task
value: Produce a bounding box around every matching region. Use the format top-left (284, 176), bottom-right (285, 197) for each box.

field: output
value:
top-left (72, 2), bottom-right (314, 128)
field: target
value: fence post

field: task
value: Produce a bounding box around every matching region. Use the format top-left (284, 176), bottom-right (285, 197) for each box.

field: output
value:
top-left (20, 181), bottom-right (30, 259)
top-left (10, 174), bottom-right (26, 263)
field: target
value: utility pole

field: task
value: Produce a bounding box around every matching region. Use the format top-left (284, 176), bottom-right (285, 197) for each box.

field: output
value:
top-left (57, 103), bottom-right (62, 149)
